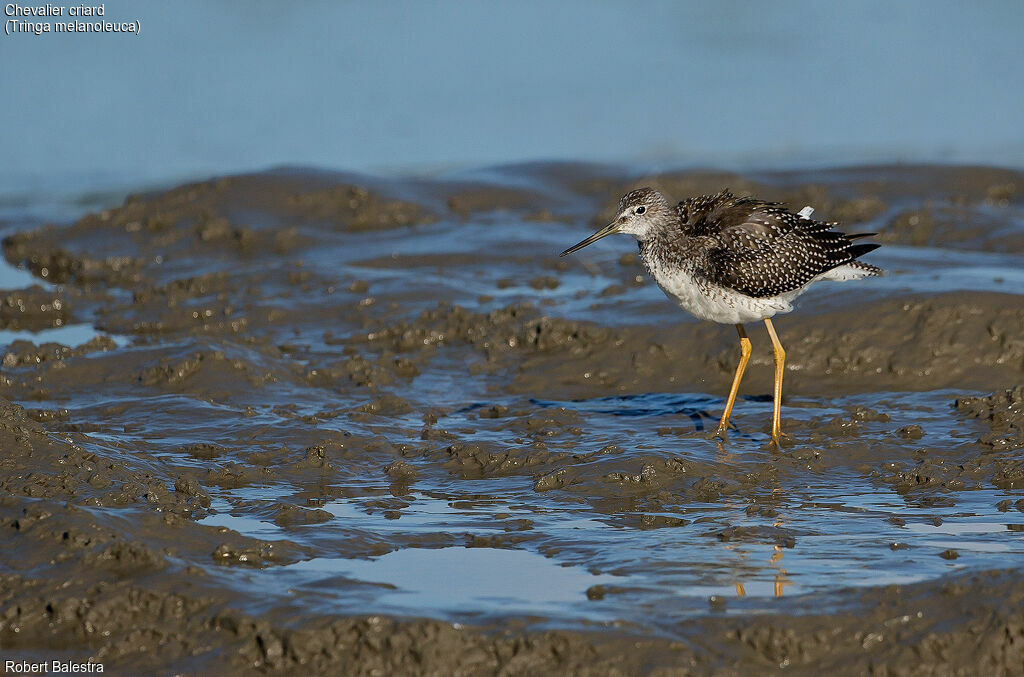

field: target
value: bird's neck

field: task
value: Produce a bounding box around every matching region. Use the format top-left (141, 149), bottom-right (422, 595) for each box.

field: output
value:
top-left (638, 223), bottom-right (696, 272)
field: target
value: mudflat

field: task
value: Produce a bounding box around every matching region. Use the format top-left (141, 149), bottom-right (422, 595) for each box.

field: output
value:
top-left (1, 163), bottom-right (1022, 675)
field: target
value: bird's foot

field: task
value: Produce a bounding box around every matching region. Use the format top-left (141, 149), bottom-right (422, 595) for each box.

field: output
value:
top-left (711, 424), bottom-right (730, 441)
top-left (769, 430), bottom-right (788, 447)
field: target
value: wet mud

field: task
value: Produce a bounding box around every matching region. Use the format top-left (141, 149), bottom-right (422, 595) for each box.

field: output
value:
top-left (1, 163), bottom-right (1023, 674)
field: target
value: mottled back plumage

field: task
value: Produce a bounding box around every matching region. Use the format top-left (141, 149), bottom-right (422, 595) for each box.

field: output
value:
top-left (643, 188), bottom-right (881, 299)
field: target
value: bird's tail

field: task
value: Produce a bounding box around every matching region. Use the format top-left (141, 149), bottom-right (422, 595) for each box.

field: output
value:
top-left (848, 241), bottom-right (882, 276)
top-left (847, 260), bottom-right (884, 277)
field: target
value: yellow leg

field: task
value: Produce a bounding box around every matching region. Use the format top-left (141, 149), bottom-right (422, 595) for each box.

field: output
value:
top-left (714, 324), bottom-right (751, 437)
top-left (763, 318), bottom-right (786, 443)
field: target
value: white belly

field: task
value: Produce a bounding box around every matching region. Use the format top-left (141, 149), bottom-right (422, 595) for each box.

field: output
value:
top-left (650, 266), bottom-right (798, 325)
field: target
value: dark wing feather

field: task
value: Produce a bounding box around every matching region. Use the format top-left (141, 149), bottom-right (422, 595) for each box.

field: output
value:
top-left (684, 192), bottom-right (877, 298)
top-left (677, 190), bottom-right (782, 237)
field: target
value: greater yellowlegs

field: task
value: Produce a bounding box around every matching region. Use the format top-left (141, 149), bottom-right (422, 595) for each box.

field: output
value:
top-left (561, 187), bottom-right (881, 443)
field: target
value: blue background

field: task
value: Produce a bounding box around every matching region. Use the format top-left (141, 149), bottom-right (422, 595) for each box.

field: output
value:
top-left (2, 0), bottom-right (1022, 190)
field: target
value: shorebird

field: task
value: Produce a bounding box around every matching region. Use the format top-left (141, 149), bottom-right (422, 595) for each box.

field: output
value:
top-left (560, 187), bottom-right (881, 444)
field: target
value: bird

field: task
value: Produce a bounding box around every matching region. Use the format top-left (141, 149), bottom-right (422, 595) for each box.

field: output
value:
top-left (560, 187), bottom-right (882, 444)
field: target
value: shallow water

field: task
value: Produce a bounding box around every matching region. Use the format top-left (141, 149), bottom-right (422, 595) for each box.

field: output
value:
top-left (187, 388), bottom-right (1021, 630)
top-left (1, 164), bottom-right (1022, 671)
top-left (0, 322), bottom-right (129, 350)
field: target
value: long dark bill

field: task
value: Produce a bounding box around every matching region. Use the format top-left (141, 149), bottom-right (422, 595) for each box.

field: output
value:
top-left (559, 222), bottom-right (620, 257)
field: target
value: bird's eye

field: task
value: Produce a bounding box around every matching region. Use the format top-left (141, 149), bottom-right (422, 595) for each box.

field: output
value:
top-left (635, 206), bottom-right (646, 215)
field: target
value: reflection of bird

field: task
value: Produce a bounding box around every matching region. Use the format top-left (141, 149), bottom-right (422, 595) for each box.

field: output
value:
top-left (561, 187), bottom-right (882, 444)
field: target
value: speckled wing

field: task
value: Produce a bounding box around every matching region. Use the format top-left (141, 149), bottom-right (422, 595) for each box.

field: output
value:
top-left (680, 192), bottom-right (878, 299)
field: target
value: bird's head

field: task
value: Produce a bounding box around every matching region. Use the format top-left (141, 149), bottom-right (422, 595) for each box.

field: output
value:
top-left (560, 187), bottom-right (672, 256)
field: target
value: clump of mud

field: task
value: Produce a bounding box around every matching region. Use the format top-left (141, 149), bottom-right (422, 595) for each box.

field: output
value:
top-left (0, 286), bottom-right (72, 330)
top-left (957, 386), bottom-right (1024, 451)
